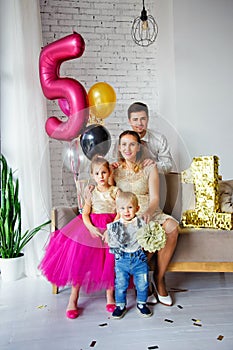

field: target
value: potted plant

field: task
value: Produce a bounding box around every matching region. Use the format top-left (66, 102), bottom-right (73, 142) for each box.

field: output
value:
top-left (0, 154), bottom-right (50, 281)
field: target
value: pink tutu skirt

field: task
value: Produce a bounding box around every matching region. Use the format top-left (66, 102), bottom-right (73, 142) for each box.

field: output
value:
top-left (38, 213), bottom-right (116, 293)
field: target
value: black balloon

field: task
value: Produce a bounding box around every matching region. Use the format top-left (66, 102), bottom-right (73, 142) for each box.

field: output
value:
top-left (80, 124), bottom-right (111, 160)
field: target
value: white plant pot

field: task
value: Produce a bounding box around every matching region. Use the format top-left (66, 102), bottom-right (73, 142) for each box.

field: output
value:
top-left (0, 253), bottom-right (25, 282)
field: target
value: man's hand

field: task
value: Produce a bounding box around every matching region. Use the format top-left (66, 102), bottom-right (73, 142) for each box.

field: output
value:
top-left (142, 158), bottom-right (155, 167)
top-left (110, 162), bottom-right (120, 170)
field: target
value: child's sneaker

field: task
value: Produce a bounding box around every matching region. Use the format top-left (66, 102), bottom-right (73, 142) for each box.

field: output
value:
top-left (112, 306), bottom-right (127, 319)
top-left (137, 303), bottom-right (152, 318)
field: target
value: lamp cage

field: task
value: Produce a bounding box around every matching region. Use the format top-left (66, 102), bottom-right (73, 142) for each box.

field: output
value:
top-left (131, 0), bottom-right (158, 47)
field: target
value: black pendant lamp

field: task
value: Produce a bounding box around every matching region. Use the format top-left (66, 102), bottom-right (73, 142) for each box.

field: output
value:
top-left (131, 0), bottom-right (158, 47)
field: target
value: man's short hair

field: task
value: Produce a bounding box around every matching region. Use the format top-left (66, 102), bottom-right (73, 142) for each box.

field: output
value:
top-left (127, 102), bottom-right (149, 119)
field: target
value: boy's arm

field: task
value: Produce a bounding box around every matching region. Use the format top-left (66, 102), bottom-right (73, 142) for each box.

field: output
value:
top-left (106, 222), bottom-right (120, 248)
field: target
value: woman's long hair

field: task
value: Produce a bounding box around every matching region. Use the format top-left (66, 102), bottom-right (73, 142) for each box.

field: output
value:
top-left (118, 130), bottom-right (143, 172)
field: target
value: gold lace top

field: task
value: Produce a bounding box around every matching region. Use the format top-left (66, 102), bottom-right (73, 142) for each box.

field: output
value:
top-left (113, 164), bottom-right (156, 216)
top-left (90, 186), bottom-right (119, 213)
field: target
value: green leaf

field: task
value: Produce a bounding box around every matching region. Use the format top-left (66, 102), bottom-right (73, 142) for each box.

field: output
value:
top-left (0, 153), bottom-right (51, 258)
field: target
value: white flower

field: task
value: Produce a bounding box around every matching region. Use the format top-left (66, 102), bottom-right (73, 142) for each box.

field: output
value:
top-left (136, 221), bottom-right (166, 252)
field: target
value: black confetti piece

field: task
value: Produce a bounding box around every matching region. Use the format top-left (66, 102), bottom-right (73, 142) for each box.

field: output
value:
top-left (193, 322), bottom-right (202, 327)
top-left (148, 346), bottom-right (159, 349)
top-left (164, 319), bottom-right (173, 323)
top-left (99, 323), bottom-right (108, 327)
top-left (90, 340), bottom-right (96, 347)
top-left (169, 288), bottom-right (188, 293)
top-left (177, 305), bottom-right (183, 309)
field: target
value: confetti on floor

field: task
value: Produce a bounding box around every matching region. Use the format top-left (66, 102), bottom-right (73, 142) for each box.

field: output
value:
top-left (148, 346), bottom-right (159, 349)
top-left (192, 318), bottom-right (202, 327)
top-left (98, 323), bottom-right (108, 327)
top-left (217, 335), bottom-right (224, 341)
top-left (164, 319), bottom-right (174, 323)
top-left (169, 287), bottom-right (188, 293)
top-left (36, 305), bottom-right (47, 309)
top-left (177, 305), bottom-right (183, 309)
top-left (90, 340), bottom-right (96, 347)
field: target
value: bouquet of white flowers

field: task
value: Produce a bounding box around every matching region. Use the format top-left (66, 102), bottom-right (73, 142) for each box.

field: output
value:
top-left (136, 221), bottom-right (166, 253)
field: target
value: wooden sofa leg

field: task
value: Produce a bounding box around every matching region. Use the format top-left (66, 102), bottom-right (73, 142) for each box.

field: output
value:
top-left (52, 284), bottom-right (59, 294)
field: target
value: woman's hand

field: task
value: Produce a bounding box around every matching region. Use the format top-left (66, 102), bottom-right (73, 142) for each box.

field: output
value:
top-left (141, 211), bottom-right (152, 224)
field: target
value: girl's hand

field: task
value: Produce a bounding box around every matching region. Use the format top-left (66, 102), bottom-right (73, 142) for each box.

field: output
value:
top-left (88, 226), bottom-right (103, 239)
top-left (102, 230), bottom-right (108, 243)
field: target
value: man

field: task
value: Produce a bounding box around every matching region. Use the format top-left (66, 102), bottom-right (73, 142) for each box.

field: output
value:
top-left (127, 102), bottom-right (173, 174)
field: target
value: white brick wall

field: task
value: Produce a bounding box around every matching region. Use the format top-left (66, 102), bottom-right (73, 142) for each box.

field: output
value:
top-left (40, 0), bottom-right (158, 207)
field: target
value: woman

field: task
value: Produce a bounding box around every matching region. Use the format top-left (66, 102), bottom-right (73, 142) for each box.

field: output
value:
top-left (111, 130), bottom-right (179, 306)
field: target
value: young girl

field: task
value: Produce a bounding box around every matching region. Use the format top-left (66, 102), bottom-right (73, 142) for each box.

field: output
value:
top-left (39, 155), bottom-right (120, 319)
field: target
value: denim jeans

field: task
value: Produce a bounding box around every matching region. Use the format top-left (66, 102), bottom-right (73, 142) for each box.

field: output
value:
top-left (114, 249), bottom-right (149, 307)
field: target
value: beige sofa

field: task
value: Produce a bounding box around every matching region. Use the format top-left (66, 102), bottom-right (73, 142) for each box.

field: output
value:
top-left (50, 172), bottom-right (233, 293)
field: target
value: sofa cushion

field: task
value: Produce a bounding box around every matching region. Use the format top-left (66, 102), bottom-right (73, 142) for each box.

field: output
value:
top-left (219, 180), bottom-right (233, 213)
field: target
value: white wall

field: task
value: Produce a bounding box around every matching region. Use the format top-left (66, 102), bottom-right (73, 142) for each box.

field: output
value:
top-left (173, 0), bottom-right (233, 179)
top-left (40, 0), bottom-right (233, 206)
top-left (40, 0), bottom-right (161, 206)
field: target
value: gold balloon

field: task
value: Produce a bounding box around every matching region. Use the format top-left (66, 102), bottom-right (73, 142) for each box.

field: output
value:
top-left (88, 82), bottom-right (116, 119)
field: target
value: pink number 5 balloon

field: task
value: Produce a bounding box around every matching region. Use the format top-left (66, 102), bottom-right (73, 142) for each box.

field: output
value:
top-left (39, 32), bottom-right (89, 141)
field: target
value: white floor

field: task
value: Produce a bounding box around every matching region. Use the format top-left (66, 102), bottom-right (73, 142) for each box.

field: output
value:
top-left (1, 272), bottom-right (233, 350)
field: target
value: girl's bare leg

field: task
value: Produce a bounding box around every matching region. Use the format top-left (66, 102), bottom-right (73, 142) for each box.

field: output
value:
top-left (66, 285), bottom-right (80, 311)
top-left (106, 287), bottom-right (115, 305)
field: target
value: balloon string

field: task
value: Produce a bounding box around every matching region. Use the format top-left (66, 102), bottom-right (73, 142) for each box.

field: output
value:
top-left (75, 140), bottom-right (82, 209)
top-left (76, 139), bottom-right (81, 177)
top-left (68, 141), bottom-right (77, 185)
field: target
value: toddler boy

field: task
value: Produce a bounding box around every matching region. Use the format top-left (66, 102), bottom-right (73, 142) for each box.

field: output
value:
top-left (107, 191), bottom-right (152, 319)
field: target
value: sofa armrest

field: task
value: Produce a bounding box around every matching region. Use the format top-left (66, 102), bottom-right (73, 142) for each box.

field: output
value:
top-left (51, 206), bottom-right (79, 231)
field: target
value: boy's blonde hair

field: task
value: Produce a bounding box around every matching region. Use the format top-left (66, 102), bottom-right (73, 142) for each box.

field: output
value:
top-left (116, 191), bottom-right (138, 209)
top-left (90, 155), bottom-right (110, 174)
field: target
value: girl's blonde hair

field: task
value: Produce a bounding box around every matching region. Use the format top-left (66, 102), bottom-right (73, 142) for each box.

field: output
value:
top-left (116, 191), bottom-right (139, 210)
top-left (90, 155), bottom-right (110, 174)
